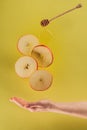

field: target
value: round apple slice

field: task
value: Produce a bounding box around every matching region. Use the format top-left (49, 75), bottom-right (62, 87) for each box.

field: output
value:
top-left (29, 70), bottom-right (53, 91)
top-left (17, 34), bottom-right (39, 55)
top-left (31, 45), bottom-right (53, 67)
top-left (15, 56), bottom-right (38, 78)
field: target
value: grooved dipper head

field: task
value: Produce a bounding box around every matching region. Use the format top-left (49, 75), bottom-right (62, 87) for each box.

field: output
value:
top-left (40, 19), bottom-right (49, 27)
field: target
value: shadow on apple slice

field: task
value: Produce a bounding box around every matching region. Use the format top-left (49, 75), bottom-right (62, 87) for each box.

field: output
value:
top-left (31, 45), bottom-right (53, 67)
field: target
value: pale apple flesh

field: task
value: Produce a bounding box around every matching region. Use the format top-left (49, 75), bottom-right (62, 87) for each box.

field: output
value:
top-left (29, 70), bottom-right (53, 91)
top-left (17, 34), bottom-right (39, 55)
top-left (31, 45), bottom-right (53, 67)
top-left (15, 56), bottom-right (38, 78)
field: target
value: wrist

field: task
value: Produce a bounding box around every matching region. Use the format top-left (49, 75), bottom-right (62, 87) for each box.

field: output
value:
top-left (47, 101), bottom-right (59, 112)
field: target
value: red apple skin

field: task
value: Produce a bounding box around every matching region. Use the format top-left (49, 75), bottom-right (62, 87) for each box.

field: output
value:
top-left (17, 34), bottom-right (39, 56)
top-left (29, 71), bottom-right (53, 91)
top-left (15, 56), bottom-right (38, 79)
top-left (31, 44), bottom-right (54, 68)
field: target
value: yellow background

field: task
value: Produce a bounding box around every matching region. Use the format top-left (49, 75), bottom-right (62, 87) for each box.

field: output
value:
top-left (0, 0), bottom-right (87, 130)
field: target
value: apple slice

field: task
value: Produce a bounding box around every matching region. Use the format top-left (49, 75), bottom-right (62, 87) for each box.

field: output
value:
top-left (15, 56), bottom-right (38, 78)
top-left (17, 34), bottom-right (39, 55)
top-left (29, 70), bottom-right (53, 91)
top-left (31, 45), bottom-right (53, 67)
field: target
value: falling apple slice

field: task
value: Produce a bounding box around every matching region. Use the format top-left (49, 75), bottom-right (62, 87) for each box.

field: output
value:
top-left (17, 34), bottom-right (39, 55)
top-left (29, 70), bottom-right (53, 91)
top-left (31, 45), bottom-right (53, 67)
top-left (15, 56), bottom-right (38, 78)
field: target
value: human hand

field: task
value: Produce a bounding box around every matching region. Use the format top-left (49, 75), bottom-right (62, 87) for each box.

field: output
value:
top-left (10, 97), bottom-right (55, 112)
top-left (10, 97), bottom-right (87, 118)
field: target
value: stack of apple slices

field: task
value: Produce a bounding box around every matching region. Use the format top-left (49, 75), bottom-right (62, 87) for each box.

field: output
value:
top-left (15, 34), bottom-right (53, 91)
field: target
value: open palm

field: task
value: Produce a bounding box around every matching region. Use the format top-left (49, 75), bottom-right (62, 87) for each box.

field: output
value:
top-left (10, 97), bottom-right (54, 112)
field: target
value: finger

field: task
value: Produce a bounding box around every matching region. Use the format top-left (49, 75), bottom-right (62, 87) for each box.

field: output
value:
top-left (28, 107), bottom-right (43, 112)
top-left (9, 97), bottom-right (29, 108)
top-left (30, 105), bottom-right (43, 109)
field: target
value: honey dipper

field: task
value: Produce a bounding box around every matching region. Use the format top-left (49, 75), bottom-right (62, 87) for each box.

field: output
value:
top-left (40, 4), bottom-right (82, 27)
